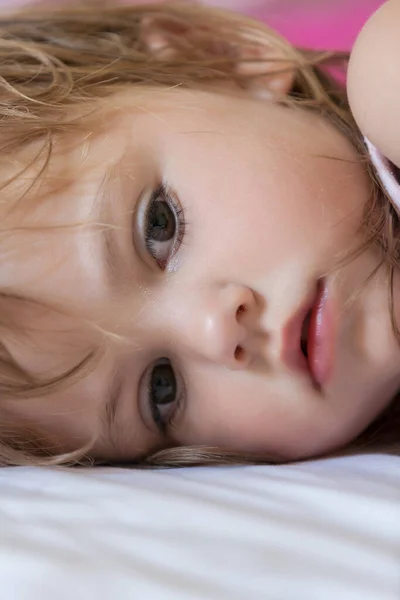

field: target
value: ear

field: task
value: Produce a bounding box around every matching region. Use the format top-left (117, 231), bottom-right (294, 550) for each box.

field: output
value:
top-left (235, 43), bottom-right (295, 100)
top-left (140, 15), bottom-right (294, 99)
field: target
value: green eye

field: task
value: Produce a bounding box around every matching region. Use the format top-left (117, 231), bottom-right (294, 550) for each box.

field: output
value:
top-left (148, 359), bottom-right (179, 433)
top-left (144, 184), bottom-right (185, 269)
top-left (147, 199), bottom-right (176, 242)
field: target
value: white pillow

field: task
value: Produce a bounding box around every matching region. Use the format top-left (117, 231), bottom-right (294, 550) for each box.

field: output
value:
top-left (1, 454), bottom-right (399, 600)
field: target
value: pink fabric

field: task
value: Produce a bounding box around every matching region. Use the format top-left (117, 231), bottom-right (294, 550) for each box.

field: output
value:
top-left (248, 0), bottom-right (385, 51)
top-left (365, 137), bottom-right (400, 213)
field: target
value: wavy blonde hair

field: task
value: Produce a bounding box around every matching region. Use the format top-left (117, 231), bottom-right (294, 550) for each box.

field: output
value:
top-left (0, 0), bottom-right (398, 467)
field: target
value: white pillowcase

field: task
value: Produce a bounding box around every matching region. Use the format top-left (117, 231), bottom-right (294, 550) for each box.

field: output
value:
top-left (1, 454), bottom-right (399, 600)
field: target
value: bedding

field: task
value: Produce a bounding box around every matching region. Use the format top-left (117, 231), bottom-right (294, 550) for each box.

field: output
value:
top-left (1, 455), bottom-right (399, 599)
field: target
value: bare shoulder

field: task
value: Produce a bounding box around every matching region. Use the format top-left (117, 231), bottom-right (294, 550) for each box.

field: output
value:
top-left (348, 0), bottom-right (400, 166)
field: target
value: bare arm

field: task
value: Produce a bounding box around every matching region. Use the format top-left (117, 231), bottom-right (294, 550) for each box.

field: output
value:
top-left (348, 0), bottom-right (400, 167)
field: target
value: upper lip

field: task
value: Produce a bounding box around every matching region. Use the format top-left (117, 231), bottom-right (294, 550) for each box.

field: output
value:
top-left (280, 283), bottom-right (319, 382)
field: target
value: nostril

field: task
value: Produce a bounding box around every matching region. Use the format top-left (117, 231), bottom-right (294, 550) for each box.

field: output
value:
top-left (236, 304), bottom-right (246, 319)
top-left (234, 345), bottom-right (245, 362)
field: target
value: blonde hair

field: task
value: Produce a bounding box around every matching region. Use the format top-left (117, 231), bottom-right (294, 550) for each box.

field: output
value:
top-left (0, 0), bottom-right (398, 467)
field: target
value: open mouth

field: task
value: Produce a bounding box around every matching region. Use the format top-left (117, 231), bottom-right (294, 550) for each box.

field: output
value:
top-left (281, 278), bottom-right (334, 389)
top-left (300, 309), bottom-right (312, 361)
top-left (299, 280), bottom-right (324, 387)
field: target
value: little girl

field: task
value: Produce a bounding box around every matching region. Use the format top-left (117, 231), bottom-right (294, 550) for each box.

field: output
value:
top-left (0, 0), bottom-right (398, 467)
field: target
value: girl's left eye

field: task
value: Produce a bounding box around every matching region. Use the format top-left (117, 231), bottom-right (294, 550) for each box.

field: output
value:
top-left (144, 184), bottom-right (186, 269)
top-left (147, 358), bottom-right (184, 434)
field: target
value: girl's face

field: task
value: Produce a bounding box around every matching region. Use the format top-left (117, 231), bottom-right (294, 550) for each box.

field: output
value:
top-left (4, 87), bottom-right (400, 462)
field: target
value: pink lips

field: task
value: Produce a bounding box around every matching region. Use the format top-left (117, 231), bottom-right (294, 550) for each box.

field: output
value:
top-left (307, 280), bottom-right (335, 387)
top-left (281, 287), bottom-right (317, 377)
top-left (281, 280), bottom-right (335, 389)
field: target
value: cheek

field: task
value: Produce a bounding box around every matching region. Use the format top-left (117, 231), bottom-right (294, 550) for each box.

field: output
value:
top-left (187, 159), bottom-right (365, 282)
top-left (178, 371), bottom-right (327, 456)
top-left (175, 122), bottom-right (365, 252)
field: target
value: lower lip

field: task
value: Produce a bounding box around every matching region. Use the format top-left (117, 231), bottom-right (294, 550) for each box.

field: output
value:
top-left (307, 280), bottom-right (336, 387)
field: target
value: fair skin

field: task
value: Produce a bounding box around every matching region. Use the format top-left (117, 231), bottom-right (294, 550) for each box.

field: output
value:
top-left (3, 76), bottom-right (400, 464)
top-left (348, 0), bottom-right (400, 168)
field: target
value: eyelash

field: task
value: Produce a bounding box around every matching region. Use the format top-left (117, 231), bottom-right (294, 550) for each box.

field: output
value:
top-left (144, 183), bottom-right (187, 269)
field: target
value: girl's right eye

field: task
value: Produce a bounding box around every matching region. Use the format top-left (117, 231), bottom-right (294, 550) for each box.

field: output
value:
top-left (144, 183), bottom-right (186, 269)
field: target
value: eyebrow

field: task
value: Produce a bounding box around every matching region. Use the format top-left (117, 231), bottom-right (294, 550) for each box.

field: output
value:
top-left (103, 220), bottom-right (122, 285)
top-left (102, 363), bottom-right (125, 447)
top-left (95, 164), bottom-right (126, 285)
top-left (96, 162), bottom-right (146, 288)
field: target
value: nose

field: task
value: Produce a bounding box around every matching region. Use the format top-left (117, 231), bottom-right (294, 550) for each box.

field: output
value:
top-left (174, 284), bottom-right (257, 370)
